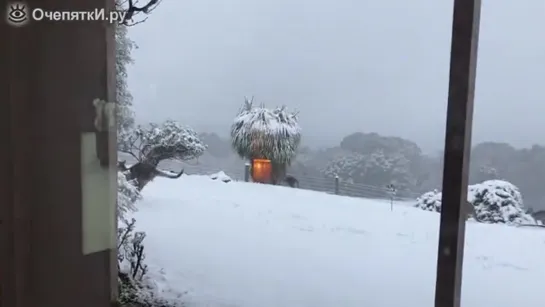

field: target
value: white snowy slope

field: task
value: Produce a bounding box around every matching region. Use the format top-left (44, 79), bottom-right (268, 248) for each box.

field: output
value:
top-left (132, 175), bottom-right (545, 307)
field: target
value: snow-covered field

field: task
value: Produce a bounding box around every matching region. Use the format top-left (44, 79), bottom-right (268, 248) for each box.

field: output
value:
top-left (132, 175), bottom-right (545, 307)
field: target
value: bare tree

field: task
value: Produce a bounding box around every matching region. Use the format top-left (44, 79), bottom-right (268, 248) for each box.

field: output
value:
top-left (116, 0), bottom-right (162, 26)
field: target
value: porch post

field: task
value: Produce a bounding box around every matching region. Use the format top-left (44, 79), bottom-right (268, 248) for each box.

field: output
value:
top-left (0, 1), bottom-right (117, 306)
top-left (434, 0), bottom-right (481, 307)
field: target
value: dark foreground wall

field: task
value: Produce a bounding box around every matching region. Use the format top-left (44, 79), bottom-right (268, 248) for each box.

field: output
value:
top-left (0, 1), bottom-right (117, 306)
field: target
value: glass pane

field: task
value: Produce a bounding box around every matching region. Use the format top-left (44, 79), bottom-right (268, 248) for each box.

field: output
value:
top-left (115, 0), bottom-right (543, 306)
top-left (460, 1), bottom-right (545, 306)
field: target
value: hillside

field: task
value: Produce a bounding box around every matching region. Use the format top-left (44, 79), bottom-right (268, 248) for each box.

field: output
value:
top-left (131, 175), bottom-right (545, 307)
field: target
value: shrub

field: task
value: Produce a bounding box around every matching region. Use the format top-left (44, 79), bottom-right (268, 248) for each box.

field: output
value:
top-left (117, 171), bottom-right (183, 306)
top-left (414, 189), bottom-right (442, 212)
top-left (414, 180), bottom-right (536, 226)
top-left (469, 180), bottom-right (535, 225)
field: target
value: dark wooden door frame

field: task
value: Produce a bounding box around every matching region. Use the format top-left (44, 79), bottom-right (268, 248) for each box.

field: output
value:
top-left (0, 0), bottom-right (118, 306)
top-left (435, 0), bottom-right (481, 306)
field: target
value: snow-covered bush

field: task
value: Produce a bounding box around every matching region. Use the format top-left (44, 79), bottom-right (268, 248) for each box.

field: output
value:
top-left (210, 171), bottom-right (232, 183)
top-left (414, 189), bottom-right (442, 212)
top-left (414, 180), bottom-right (536, 225)
top-left (117, 171), bottom-right (139, 219)
top-left (469, 180), bottom-right (535, 225)
top-left (117, 171), bottom-right (183, 306)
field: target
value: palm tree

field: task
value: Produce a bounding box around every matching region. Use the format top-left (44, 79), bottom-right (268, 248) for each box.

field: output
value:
top-left (230, 97), bottom-right (301, 184)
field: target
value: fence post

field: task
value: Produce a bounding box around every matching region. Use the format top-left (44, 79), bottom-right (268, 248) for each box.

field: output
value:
top-left (244, 163), bottom-right (251, 182)
top-left (387, 184), bottom-right (397, 211)
top-left (334, 175), bottom-right (340, 195)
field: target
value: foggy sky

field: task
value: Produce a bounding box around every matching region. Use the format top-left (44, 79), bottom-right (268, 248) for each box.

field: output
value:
top-left (128, 0), bottom-right (544, 153)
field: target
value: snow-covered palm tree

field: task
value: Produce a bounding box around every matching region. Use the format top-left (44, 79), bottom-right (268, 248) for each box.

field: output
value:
top-left (231, 97), bottom-right (302, 184)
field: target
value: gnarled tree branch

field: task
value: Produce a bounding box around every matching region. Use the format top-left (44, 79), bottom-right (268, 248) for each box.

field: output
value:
top-left (117, 0), bottom-right (162, 26)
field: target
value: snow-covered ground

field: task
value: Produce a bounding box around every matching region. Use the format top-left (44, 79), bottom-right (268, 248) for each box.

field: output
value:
top-left (132, 175), bottom-right (545, 307)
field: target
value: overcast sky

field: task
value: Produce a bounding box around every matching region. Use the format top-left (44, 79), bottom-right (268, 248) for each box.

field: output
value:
top-left (128, 0), bottom-right (544, 153)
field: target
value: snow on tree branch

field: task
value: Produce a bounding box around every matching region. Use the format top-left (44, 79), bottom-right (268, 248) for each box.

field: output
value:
top-left (119, 120), bottom-right (207, 166)
top-left (230, 97), bottom-right (301, 165)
